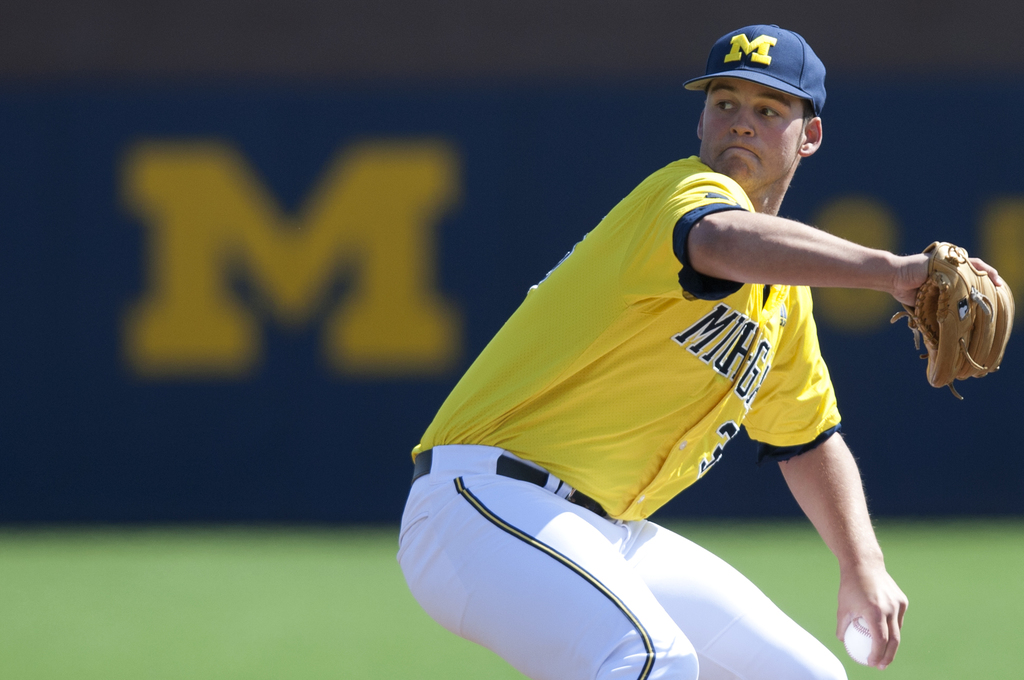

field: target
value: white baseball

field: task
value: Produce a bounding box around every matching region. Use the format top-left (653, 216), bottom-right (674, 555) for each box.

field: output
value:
top-left (843, 617), bottom-right (873, 666)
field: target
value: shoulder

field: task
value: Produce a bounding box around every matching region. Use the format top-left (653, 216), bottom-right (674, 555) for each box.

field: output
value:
top-left (617, 157), bottom-right (753, 223)
top-left (616, 156), bottom-right (751, 214)
top-left (657, 157), bottom-right (751, 207)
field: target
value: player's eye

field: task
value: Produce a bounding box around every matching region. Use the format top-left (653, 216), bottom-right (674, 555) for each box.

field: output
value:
top-left (760, 107), bottom-right (779, 117)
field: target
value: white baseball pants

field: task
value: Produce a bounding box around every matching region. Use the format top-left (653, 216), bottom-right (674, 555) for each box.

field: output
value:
top-left (398, 445), bottom-right (847, 680)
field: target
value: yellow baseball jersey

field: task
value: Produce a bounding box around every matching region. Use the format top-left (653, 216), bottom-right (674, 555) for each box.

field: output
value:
top-left (414, 156), bottom-right (840, 520)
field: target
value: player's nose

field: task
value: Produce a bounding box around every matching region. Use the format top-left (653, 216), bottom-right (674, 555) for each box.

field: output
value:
top-left (730, 119), bottom-right (755, 136)
top-left (730, 107), bottom-right (756, 136)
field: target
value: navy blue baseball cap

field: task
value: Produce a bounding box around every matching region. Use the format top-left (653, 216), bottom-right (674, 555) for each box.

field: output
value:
top-left (684, 25), bottom-right (826, 116)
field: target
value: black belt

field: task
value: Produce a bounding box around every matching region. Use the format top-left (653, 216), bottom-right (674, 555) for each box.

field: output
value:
top-left (412, 448), bottom-right (608, 518)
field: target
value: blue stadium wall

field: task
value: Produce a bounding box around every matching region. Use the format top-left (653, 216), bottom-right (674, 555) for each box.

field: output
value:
top-left (1, 80), bottom-right (1022, 522)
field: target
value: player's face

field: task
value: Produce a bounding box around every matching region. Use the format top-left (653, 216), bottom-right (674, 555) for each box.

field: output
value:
top-left (697, 78), bottom-right (821, 209)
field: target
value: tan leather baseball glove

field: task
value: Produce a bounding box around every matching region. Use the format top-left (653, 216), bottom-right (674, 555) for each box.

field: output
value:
top-left (891, 242), bottom-right (1014, 399)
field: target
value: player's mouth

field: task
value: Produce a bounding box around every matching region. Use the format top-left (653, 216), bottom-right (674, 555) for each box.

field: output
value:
top-left (723, 145), bottom-right (758, 159)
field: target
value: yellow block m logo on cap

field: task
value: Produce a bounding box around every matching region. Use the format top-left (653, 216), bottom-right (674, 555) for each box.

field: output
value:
top-left (724, 34), bottom-right (778, 65)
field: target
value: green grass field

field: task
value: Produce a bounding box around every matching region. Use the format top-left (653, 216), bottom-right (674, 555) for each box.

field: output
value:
top-left (1, 520), bottom-right (1022, 679)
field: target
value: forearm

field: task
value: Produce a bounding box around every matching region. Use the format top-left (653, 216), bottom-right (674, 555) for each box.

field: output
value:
top-left (780, 433), bottom-right (908, 668)
top-left (688, 210), bottom-right (921, 298)
top-left (778, 433), bottom-right (883, 573)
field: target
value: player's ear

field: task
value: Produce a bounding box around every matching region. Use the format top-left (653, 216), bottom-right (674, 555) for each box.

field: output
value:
top-left (798, 117), bottom-right (822, 158)
top-left (697, 110), bottom-right (705, 141)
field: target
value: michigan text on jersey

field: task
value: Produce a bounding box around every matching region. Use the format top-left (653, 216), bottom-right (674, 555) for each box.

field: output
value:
top-left (671, 303), bottom-right (773, 409)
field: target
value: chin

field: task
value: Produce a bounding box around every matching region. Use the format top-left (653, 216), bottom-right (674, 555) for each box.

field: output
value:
top-left (713, 158), bottom-right (755, 185)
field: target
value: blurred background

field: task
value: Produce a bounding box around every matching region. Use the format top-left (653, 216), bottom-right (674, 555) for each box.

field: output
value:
top-left (1, 1), bottom-right (1023, 678)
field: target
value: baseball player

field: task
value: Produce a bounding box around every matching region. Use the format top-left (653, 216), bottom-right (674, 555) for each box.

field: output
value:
top-left (398, 24), bottom-right (1001, 680)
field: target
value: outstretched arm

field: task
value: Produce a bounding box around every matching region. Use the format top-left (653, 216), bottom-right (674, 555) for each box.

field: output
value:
top-left (689, 211), bottom-right (931, 305)
top-left (778, 433), bottom-right (909, 670)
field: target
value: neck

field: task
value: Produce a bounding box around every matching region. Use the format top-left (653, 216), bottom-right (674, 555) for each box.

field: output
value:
top-left (743, 160), bottom-right (799, 216)
top-left (749, 192), bottom-right (783, 216)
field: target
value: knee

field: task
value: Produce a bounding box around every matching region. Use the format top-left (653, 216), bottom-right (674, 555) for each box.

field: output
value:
top-left (597, 632), bottom-right (698, 680)
top-left (651, 638), bottom-right (700, 680)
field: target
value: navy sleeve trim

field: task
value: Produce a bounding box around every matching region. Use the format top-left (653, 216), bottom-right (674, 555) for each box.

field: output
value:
top-left (672, 203), bottom-right (747, 301)
top-left (756, 423), bottom-right (842, 466)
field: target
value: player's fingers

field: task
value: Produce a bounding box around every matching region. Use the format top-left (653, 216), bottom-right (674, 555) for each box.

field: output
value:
top-left (878, 612), bottom-right (902, 669)
top-left (893, 253), bottom-right (930, 305)
top-left (971, 257), bottom-right (1004, 286)
top-left (882, 594), bottom-right (909, 669)
top-left (866, 613), bottom-right (889, 668)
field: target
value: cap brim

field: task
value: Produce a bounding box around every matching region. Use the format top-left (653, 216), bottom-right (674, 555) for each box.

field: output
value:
top-left (683, 69), bottom-right (813, 107)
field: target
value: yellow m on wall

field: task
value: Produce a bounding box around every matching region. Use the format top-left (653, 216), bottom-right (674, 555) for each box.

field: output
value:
top-left (122, 140), bottom-right (463, 378)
